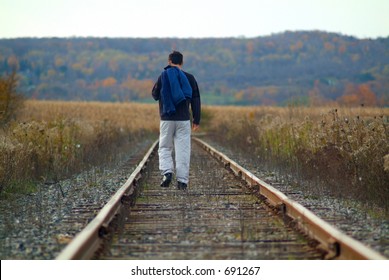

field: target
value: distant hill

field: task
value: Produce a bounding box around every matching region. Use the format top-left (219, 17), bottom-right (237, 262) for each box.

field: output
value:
top-left (1, 31), bottom-right (388, 106)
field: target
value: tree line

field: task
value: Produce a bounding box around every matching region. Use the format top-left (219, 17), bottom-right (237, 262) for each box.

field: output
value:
top-left (0, 31), bottom-right (388, 106)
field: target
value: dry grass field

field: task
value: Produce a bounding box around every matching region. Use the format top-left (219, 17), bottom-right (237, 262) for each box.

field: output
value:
top-left (204, 105), bottom-right (389, 211)
top-left (1, 101), bottom-right (388, 212)
top-left (0, 100), bottom-right (159, 196)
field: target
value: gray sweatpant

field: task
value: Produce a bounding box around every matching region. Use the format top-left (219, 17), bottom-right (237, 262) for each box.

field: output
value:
top-left (158, 120), bottom-right (191, 184)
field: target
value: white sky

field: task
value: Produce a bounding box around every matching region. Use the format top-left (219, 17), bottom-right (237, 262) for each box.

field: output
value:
top-left (1, 0), bottom-right (389, 39)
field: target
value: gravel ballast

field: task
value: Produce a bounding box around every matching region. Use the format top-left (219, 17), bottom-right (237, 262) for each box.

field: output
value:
top-left (202, 137), bottom-right (389, 258)
top-left (0, 139), bottom-right (153, 259)
top-left (1, 137), bottom-right (388, 259)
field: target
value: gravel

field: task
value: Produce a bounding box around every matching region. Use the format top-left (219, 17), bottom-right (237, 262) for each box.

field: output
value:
top-left (1, 136), bottom-right (388, 259)
top-left (0, 139), bottom-right (153, 260)
top-left (202, 137), bottom-right (389, 258)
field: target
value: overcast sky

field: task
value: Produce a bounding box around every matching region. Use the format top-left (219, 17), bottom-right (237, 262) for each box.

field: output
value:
top-left (1, 0), bottom-right (389, 39)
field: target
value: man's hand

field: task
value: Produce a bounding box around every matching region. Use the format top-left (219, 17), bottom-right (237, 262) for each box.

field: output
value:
top-left (192, 124), bottom-right (200, 131)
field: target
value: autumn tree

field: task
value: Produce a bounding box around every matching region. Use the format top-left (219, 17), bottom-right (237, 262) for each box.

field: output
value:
top-left (121, 75), bottom-right (154, 99)
top-left (1, 33), bottom-right (388, 105)
top-left (338, 83), bottom-right (377, 106)
top-left (101, 77), bottom-right (117, 87)
top-left (0, 71), bottom-right (24, 125)
top-left (358, 84), bottom-right (377, 106)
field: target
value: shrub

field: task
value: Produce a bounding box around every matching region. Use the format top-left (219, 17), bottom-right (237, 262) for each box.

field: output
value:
top-left (0, 71), bottom-right (24, 126)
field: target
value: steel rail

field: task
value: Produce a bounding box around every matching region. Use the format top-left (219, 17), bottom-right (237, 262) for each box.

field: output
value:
top-left (56, 137), bottom-right (385, 260)
top-left (193, 137), bottom-right (386, 260)
top-left (56, 140), bottom-right (159, 260)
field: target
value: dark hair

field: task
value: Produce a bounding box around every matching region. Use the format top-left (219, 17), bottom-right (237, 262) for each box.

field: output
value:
top-left (169, 51), bottom-right (183, 65)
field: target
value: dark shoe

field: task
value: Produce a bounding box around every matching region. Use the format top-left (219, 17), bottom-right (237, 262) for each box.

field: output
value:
top-left (177, 181), bottom-right (187, 190)
top-left (160, 173), bottom-right (172, 187)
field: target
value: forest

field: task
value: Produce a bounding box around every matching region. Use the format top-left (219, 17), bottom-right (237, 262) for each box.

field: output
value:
top-left (1, 31), bottom-right (388, 106)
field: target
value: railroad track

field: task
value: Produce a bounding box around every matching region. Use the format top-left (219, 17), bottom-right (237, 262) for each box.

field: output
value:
top-left (56, 137), bottom-right (386, 260)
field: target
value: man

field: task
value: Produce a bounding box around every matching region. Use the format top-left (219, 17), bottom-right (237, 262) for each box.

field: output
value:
top-left (152, 51), bottom-right (201, 190)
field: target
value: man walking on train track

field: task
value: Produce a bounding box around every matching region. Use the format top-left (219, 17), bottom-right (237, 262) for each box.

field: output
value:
top-left (152, 51), bottom-right (201, 190)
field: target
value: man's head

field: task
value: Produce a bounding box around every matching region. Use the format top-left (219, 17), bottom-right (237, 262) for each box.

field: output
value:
top-left (168, 51), bottom-right (183, 66)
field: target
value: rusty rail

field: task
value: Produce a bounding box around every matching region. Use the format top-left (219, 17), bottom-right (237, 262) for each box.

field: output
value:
top-left (56, 140), bottom-right (158, 260)
top-left (56, 137), bottom-right (386, 260)
top-left (193, 137), bottom-right (386, 260)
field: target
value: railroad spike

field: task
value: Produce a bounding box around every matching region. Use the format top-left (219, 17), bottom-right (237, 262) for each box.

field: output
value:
top-left (98, 225), bottom-right (109, 238)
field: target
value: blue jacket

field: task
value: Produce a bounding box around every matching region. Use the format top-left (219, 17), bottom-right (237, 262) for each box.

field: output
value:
top-left (152, 67), bottom-right (201, 124)
top-left (161, 66), bottom-right (192, 116)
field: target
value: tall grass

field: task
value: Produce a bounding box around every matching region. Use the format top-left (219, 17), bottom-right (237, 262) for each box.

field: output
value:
top-left (3, 101), bottom-right (388, 211)
top-left (0, 101), bottom-right (159, 196)
top-left (204, 106), bottom-right (389, 211)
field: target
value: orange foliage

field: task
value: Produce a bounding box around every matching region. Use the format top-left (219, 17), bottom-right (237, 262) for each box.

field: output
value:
top-left (338, 44), bottom-right (346, 54)
top-left (7, 55), bottom-right (19, 70)
top-left (324, 42), bottom-right (335, 51)
top-left (102, 77), bottom-right (117, 87)
top-left (55, 57), bottom-right (65, 67)
top-left (246, 41), bottom-right (254, 54)
top-left (290, 41), bottom-right (303, 52)
top-left (338, 83), bottom-right (377, 106)
top-left (121, 76), bottom-right (154, 99)
top-left (109, 59), bottom-right (119, 72)
top-left (359, 84), bottom-right (377, 106)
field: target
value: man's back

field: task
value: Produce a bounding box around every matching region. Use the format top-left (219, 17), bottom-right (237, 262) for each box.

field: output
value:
top-left (152, 68), bottom-right (201, 126)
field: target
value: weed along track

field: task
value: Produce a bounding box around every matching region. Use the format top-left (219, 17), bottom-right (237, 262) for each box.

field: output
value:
top-left (56, 138), bottom-right (386, 260)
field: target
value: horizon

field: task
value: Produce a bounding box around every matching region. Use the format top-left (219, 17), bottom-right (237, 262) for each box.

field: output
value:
top-left (1, 29), bottom-right (388, 40)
